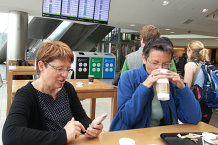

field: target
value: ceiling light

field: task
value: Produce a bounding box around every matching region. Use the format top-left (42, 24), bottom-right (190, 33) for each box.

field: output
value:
top-left (130, 24), bottom-right (135, 27)
top-left (162, 1), bottom-right (169, 6)
top-left (202, 8), bottom-right (208, 13)
top-left (165, 28), bottom-right (171, 31)
top-left (170, 32), bottom-right (175, 34)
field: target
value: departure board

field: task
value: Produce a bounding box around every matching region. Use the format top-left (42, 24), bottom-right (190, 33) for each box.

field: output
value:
top-left (61, 0), bottom-right (79, 20)
top-left (94, 0), bottom-right (110, 23)
top-left (42, 0), bottom-right (111, 24)
top-left (78, 0), bottom-right (95, 21)
top-left (42, 0), bottom-right (61, 18)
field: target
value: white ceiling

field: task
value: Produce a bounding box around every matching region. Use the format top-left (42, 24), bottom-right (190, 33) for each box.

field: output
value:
top-left (109, 0), bottom-right (218, 36)
top-left (1, 0), bottom-right (218, 47)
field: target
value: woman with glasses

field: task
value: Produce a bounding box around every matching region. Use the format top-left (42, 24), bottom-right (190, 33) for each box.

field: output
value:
top-left (3, 41), bottom-right (103, 145)
top-left (110, 37), bottom-right (201, 131)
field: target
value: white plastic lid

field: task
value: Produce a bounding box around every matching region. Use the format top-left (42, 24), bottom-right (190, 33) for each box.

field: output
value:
top-left (119, 138), bottom-right (135, 145)
top-left (158, 69), bottom-right (168, 73)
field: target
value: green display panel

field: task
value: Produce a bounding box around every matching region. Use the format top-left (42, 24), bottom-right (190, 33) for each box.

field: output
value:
top-left (90, 57), bottom-right (103, 78)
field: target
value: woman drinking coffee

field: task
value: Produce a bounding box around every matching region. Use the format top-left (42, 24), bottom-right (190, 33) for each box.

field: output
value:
top-left (110, 37), bottom-right (201, 131)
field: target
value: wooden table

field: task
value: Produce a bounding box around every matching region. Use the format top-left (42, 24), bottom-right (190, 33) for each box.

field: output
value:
top-left (7, 66), bottom-right (37, 115)
top-left (11, 79), bottom-right (117, 122)
top-left (70, 122), bottom-right (218, 145)
top-left (8, 59), bottom-right (35, 66)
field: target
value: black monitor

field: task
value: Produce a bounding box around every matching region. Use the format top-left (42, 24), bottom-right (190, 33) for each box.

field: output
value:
top-left (42, 0), bottom-right (111, 24)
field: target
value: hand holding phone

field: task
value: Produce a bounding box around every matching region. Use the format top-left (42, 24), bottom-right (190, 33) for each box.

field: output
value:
top-left (89, 113), bottom-right (108, 128)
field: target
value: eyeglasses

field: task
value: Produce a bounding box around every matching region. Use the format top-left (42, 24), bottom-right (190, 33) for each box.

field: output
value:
top-left (147, 58), bottom-right (172, 69)
top-left (44, 62), bottom-right (73, 74)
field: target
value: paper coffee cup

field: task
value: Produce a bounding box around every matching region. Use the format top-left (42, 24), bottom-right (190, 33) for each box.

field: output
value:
top-left (88, 75), bottom-right (94, 84)
top-left (155, 69), bottom-right (170, 101)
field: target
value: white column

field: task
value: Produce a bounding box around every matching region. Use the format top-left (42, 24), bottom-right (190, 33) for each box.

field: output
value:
top-left (102, 43), bottom-right (105, 53)
top-left (7, 10), bottom-right (28, 60)
top-left (108, 43), bottom-right (111, 53)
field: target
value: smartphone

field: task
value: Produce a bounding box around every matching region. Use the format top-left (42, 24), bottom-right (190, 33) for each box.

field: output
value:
top-left (89, 113), bottom-right (108, 128)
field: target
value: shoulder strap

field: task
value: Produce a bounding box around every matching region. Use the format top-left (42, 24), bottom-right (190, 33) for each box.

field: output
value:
top-left (191, 61), bottom-right (203, 87)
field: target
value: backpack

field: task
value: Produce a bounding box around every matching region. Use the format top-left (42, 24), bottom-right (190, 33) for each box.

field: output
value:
top-left (201, 63), bottom-right (218, 107)
top-left (193, 59), bottom-right (218, 107)
top-left (191, 62), bottom-right (213, 124)
top-left (190, 84), bottom-right (212, 123)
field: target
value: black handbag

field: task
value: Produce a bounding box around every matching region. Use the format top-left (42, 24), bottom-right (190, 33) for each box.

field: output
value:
top-left (112, 71), bottom-right (121, 86)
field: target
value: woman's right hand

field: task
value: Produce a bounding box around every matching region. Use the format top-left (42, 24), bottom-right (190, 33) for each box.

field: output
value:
top-left (64, 118), bottom-right (86, 143)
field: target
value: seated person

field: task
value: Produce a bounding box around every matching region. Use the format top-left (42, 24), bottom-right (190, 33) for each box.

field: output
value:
top-left (110, 37), bottom-right (201, 131)
top-left (3, 41), bottom-right (103, 145)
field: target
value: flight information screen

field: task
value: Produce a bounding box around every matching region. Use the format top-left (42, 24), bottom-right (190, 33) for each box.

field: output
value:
top-left (61, 0), bottom-right (79, 20)
top-left (78, 0), bottom-right (95, 21)
top-left (42, 0), bottom-right (61, 18)
top-left (94, 0), bottom-right (110, 23)
top-left (42, 0), bottom-right (111, 24)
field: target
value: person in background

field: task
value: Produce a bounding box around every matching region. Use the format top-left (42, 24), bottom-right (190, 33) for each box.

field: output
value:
top-left (3, 41), bottom-right (103, 145)
top-left (110, 37), bottom-right (201, 131)
top-left (121, 25), bottom-right (177, 76)
top-left (184, 40), bottom-right (212, 123)
top-left (184, 40), bottom-right (209, 88)
top-left (178, 53), bottom-right (188, 77)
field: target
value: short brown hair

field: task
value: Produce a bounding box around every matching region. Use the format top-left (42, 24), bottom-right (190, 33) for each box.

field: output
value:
top-left (140, 25), bottom-right (160, 43)
top-left (35, 41), bottom-right (74, 73)
top-left (143, 37), bottom-right (174, 59)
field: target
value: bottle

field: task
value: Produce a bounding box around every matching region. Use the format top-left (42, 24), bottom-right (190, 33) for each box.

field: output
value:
top-left (206, 82), bottom-right (211, 92)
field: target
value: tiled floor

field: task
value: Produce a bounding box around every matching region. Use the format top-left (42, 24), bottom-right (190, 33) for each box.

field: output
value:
top-left (0, 64), bottom-right (217, 145)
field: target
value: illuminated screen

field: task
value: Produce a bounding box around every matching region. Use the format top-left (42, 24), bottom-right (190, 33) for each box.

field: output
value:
top-left (42, 0), bottom-right (111, 24)
top-left (42, 0), bottom-right (61, 18)
top-left (94, 0), bottom-right (110, 23)
top-left (61, 0), bottom-right (79, 20)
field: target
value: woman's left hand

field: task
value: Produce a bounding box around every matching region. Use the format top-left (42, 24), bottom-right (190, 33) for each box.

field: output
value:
top-left (85, 124), bottom-right (103, 138)
top-left (166, 71), bottom-right (185, 89)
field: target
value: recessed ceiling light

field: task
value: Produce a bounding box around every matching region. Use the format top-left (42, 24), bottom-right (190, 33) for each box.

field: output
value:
top-left (130, 24), bottom-right (135, 27)
top-left (162, 1), bottom-right (169, 6)
top-left (202, 8), bottom-right (208, 13)
top-left (165, 28), bottom-right (171, 31)
top-left (170, 32), bottom-right (175, 34)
